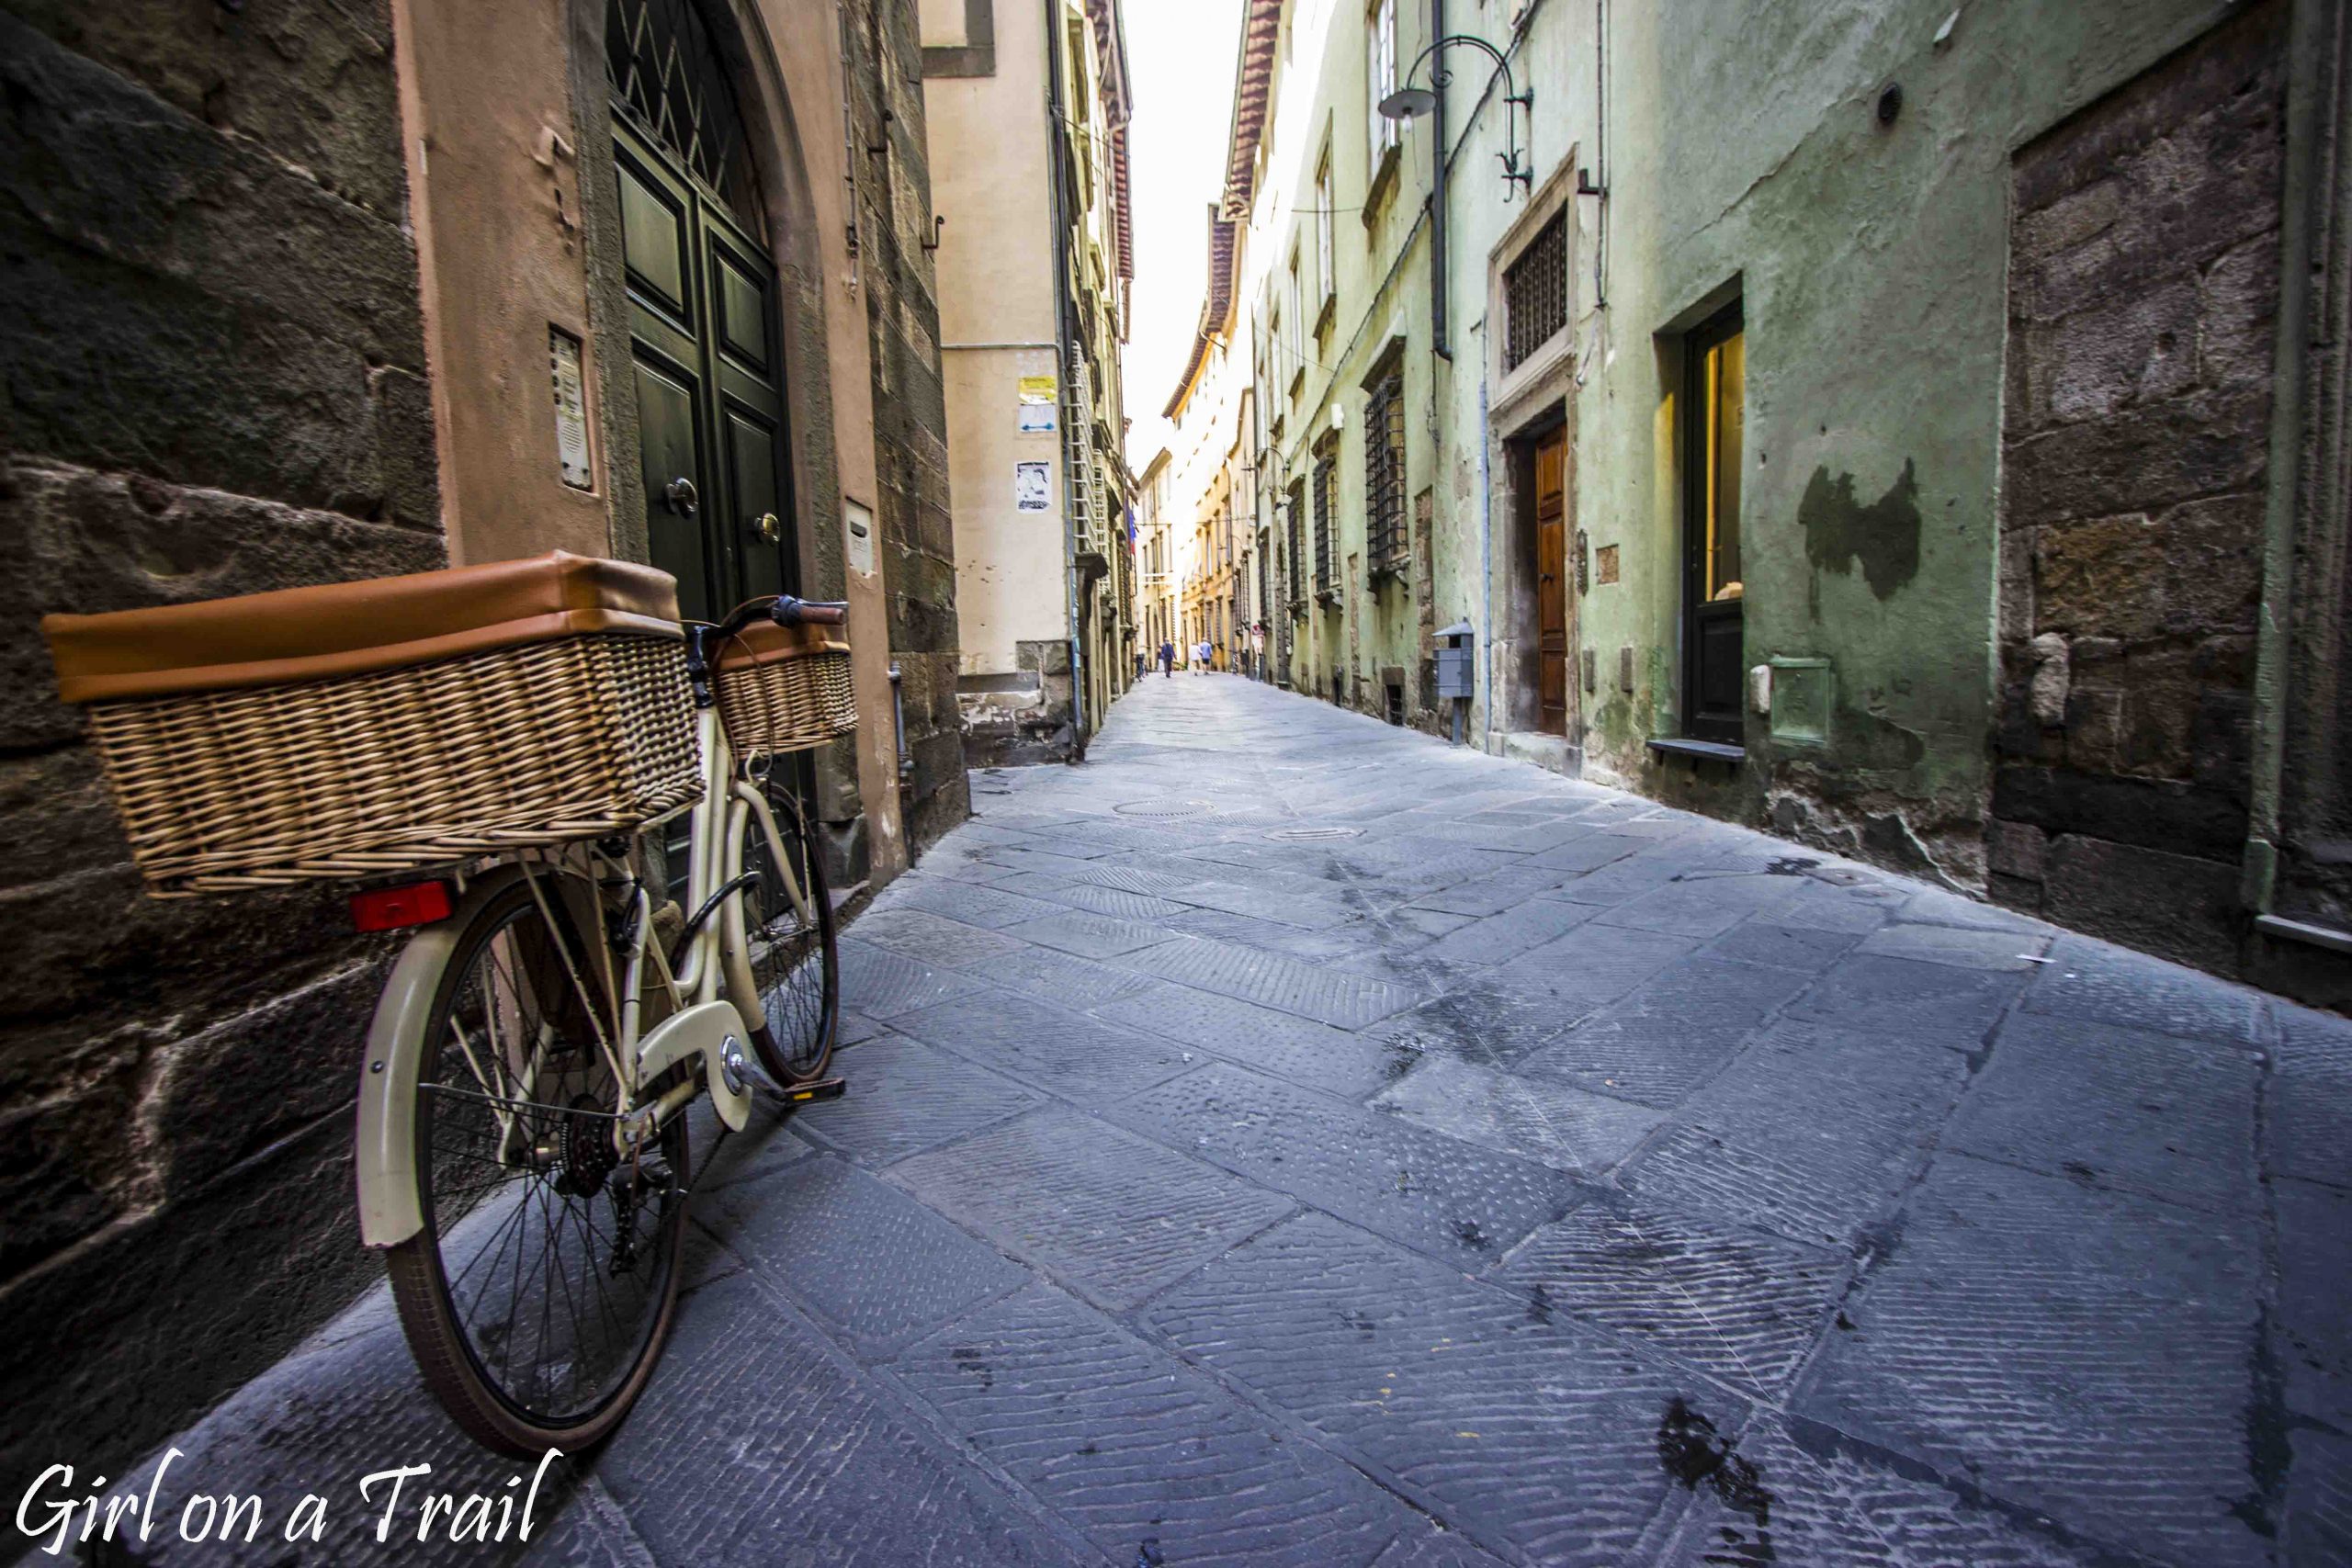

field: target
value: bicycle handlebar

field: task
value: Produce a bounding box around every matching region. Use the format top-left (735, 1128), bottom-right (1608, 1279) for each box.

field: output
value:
top-left (773, 596), bottom-right (848, 628)
top-left (705, 594), bottom-right (850, 642)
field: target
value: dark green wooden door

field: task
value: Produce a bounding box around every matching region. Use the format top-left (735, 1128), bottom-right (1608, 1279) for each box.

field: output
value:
top-left (614, 117), bottom-right (793, 621)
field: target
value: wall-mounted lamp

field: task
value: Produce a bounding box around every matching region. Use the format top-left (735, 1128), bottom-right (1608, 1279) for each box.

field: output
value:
top-left (1378, 34), bottom-right (1534, 199)
top-left (922, 214), bottom-right (946, 253)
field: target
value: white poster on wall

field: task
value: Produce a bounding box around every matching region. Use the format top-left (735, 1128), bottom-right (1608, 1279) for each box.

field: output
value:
top-left (1014, 461), bottom-right (1051, 512)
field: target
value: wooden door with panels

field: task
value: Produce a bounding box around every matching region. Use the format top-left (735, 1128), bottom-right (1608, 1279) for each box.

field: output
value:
top-left (607, 0), bottom-right (797, 622)
top-left (1535, 425), bottom-right (1570, 737)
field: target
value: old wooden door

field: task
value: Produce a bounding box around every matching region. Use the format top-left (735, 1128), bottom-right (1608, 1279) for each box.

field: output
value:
top-left (1536, 426), bottom-right (1569, 736)
top-left (608, 0), bottom-right (795, 621)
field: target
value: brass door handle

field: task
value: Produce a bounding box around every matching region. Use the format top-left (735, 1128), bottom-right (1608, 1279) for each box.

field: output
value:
top-left (757, 511), bottom-right (781, 543)
top-left (663, 477), bottom-right (699, 519)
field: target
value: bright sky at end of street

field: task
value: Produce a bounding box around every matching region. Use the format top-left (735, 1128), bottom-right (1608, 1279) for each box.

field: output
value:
top-left (1122, 0), bottom-right (1247, 471)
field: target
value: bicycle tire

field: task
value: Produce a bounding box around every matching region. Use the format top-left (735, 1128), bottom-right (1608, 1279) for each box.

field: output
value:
top-left (737, 780), bottom-right (840, 1085)
top-left (383, 876), bottom-right (688, 1456)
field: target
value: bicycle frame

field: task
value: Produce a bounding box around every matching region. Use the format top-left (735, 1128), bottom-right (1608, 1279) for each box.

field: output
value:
top-left (353, 704), bottom-right (802, 1248)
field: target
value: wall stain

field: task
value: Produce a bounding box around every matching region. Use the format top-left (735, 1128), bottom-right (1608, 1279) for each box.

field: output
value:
top-left (1801, 459), bottom-right (1922, 599)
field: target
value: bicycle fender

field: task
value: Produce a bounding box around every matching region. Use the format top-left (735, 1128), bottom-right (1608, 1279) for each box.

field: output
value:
top-left (636, 1000), bottom-right (755, 1134)
top-left (355, 865), bottom-right (531, 1249)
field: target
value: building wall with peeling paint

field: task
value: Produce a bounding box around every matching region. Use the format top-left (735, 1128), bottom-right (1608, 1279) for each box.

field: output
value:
top-left (1426, 0), bottom-right (2249, 885)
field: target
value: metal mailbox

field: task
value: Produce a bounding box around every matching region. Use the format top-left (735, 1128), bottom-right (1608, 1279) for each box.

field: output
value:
top-left (1435, 620), bottom-right (1475, 701)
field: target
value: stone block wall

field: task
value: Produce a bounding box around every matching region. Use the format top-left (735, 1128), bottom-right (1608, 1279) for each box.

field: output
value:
top-left (1991, 0), bottom-right (2286, 972)
top-left (846, 0), bottom-right (971, 855)
top-left (0, 0), bottom-right (443, 1475)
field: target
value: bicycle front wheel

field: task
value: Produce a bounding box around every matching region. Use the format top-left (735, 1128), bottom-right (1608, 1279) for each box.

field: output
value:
top-left (384, 875), bottom-right (688, 1455)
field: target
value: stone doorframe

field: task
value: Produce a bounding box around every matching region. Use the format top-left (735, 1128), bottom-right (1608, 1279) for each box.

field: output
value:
top-left (564, 0), bottom-right (869, 842)
top-left (1483, 155), bottom-right (1582, 750)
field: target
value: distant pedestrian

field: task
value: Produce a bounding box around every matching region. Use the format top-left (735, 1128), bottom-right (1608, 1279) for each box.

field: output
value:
top-left (1159, 639), bottom-right (1175, 677)
top-left (1195, 638), bottom-right (1212, 674)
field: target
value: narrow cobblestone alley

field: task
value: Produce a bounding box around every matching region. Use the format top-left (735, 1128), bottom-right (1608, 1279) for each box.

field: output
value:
top-left (75, 675), bottom-right (2351, 1568)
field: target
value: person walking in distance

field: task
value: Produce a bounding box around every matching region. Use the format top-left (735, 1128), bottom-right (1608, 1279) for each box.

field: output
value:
top-left (1159, 638), bottom-right (1175, 678)
top-left (1195, 637), bottom-right (1212, 674)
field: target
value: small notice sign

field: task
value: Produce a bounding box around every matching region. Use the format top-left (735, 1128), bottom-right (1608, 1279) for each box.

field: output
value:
top-left (845, 498), bottom-right (876, 577)
top-left (1017, 375), bottom-right (1057, 434)
top-left (1014, 460), bottom-right (1051, 512)
top-left (549, 328), bottom-right (592, 491)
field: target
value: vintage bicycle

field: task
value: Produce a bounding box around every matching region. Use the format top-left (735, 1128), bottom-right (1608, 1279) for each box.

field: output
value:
top-left (45, 554), bottom-right (850, 1453)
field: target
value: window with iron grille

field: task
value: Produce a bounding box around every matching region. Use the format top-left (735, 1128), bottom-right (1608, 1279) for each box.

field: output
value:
top-left (1286, 479), bottom-right (1307, 613)
top-left (1503, 210), bottom-right (1568, 372)
top-left (1312, 449), bottom-right (1337, 599)
top-left (1364, 373), bottom-right (1407, 575)
top-left (606, 0), bottom-right (763, 231)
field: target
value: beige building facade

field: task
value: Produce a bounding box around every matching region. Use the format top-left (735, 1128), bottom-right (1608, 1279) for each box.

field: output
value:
top-left (926, 0), bottom-right (1137, 762)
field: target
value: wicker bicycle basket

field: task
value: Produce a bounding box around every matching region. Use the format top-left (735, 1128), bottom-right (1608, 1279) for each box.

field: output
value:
top-left (712, 618), bottom-right (857, 757)
top-left (43, 554), bottom-right (705, 897)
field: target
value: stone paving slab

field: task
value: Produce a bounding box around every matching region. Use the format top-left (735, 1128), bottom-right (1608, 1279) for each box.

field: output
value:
top-left (1526, 955), bottom-right (1814, 1108)
top-left (1702, 917), bottom-right (1866, 973)
top-left (1143, 1212), bottom-right (1731, 1566)
top-left (890, 987), bottom-right (1195, 1104)
top-left (1109, 1061), bottom-right (1582, 1269)
top-left (1783, 951), bottom-right (2026, 1050)
top-left (1944, 1011), bottom-right (2262, 1214)
top-left (972, 942), bottom-right (1163, 1010)
top-left (2022, 933), bottom-right (2266, 1043)
top-left (895, 1283), bottom-right (1419, 1566)
top-left (1369, 1052), bottom-right (1665, 1174)
top-left (1797, 1155), bottom-right (2267, 1566)
top-left (94, 672), bottom-right (2345, 1568)
top-left (1095, 979), bottom-right (1403, 1099)
top-left (1657, 1416), bottom-right (2117, 1567)
top-left (1491, 1193), bottom-right (1849, 1397)
top-left (587, 1271), bottom-right (1085, 1566)
top-left (789, 1030), bottom-right (1046, 1168)
top-left (1620, 1017), bottom-right (1971, 1248)
top-left (695, 1155), bottom-right (1029, 1359)
top-left (1113, 932), bottom-right (1423, 1028)
top-left (837, 936), bottom-right (989, 1017)
top-left (889, 1103), bottom-right (1295, 1308)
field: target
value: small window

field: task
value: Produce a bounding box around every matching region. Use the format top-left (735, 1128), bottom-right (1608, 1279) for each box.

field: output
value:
top-left (1367, 0), bottom-right (1400, 164)
top-left (1286, 254), bottom-right (1306, 393)
top-left (1315, 152), bottom-right (1336, 310)
top-left (1364, 372), bottom-right (1407, 576)
top-left (1503, 210), bottom-right (1568, 372)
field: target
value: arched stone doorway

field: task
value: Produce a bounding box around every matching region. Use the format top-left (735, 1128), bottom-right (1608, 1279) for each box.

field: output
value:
top-left (604, 0), bottom-right (798, 620)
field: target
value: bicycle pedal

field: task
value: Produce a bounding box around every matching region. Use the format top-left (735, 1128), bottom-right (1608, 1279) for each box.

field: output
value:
top-left (775, 1076), bottom-right (846, 1104)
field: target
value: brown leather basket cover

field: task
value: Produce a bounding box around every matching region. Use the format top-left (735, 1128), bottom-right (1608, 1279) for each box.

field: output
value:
top-left (44, 551), bottom-right (684, 705)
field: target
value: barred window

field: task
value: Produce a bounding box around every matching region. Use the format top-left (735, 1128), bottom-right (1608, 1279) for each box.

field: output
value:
top-left (1364, 373), bottom-right (1407, 575)
top-left (1503, 210), bottom-right (1568, 371)
top-left (1285, 479), bottom-right (1307, 612)
top-left (1312, 449), bottom-right (1337, 598)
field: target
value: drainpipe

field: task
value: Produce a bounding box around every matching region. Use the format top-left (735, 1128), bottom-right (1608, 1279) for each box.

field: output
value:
top-left (2242, 0), bottom-right (2335, 932)
top-left (1430, 0), bottom-right (1450, 361)
top-left (1478, 372), bottom-right (1494, 751)
top-left (2239, 0), bottom-right (2333, 921)
top-left (1044, 0), bottom-right (1087, 747)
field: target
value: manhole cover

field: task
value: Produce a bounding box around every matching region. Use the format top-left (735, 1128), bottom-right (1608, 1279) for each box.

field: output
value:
top-left (1114, 799), bottom-right (1214, 818)
top-left (1265, 826), bottom-right (1363, 841)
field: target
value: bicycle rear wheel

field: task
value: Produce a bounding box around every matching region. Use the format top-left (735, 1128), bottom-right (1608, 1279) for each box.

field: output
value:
top-left (736, 776), bottom-right (839, 1084)
top-left (384, 875), bottom-right (688, 1455)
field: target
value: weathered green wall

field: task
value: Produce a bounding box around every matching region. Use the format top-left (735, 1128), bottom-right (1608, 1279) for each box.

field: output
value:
top-left (1426, 0), bottom-right (2241, 887)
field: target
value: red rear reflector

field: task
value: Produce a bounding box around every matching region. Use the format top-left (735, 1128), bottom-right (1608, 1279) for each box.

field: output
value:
top-left (349, 881), bottom-right (454, 932)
